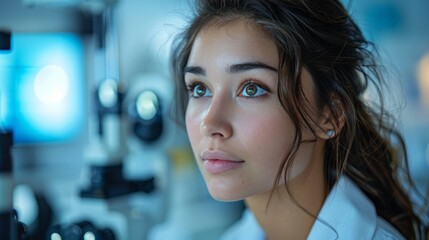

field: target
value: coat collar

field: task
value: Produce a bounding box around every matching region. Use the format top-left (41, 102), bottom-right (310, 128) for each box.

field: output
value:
top-left (307, 175), bottom-right (377, 239)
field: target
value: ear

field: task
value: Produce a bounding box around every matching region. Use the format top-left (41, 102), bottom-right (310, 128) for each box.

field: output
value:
top-left (315, 97), bottom-right (345, 140)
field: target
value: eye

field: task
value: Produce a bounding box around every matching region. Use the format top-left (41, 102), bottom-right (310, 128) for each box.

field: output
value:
top-left (187, 82), bottom-right (212, 98)
top-left (240, 82), bottom-right (268, 98)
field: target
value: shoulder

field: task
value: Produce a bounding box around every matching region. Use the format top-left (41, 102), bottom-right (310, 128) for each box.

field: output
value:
top-left (308, 176), bottom-right (405, 240)
top-left (220, 176), bottom-right (406, 240)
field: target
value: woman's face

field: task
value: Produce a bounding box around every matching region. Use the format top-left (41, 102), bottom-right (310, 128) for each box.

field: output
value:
top-left (184, 20), bottom-right (321, 201)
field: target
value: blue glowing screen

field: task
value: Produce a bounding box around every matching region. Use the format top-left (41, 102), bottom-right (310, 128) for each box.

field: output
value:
top-left (0, 33), bottom-right (84, 143)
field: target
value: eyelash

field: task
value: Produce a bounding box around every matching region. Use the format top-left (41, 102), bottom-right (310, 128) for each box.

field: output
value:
top-left (185, 78), bottom-right (271, 99)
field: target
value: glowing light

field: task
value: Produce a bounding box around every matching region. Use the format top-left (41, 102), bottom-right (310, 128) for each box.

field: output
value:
top-left (0, 91), bottom-right (5, 128)
top-left (33, 65), bottom-right (69, 104)
top-left (136, 91), bottom-right (158, 120)
top-left (98, 79), bottom-right (118, 108)
top-left (0, 33), bottom-right (84, 143)
top-left (0, 67), bottom-right (12, 130)
top-left (83, 232), bottom-right (96, 240)
top-left (13, 184), bottom-right (38, 226)
top-left (50, 233), bottom-right (62, 240)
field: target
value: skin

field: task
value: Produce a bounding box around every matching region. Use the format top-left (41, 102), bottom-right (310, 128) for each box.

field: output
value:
top-left (184, 20), bottom-right (333, 240)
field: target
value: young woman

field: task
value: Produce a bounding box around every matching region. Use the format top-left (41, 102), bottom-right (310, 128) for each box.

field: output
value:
top-left (170, 0), bottom-right (426, 239)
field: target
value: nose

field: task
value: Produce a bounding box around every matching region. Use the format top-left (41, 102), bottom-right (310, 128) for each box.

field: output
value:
top-left (200, 96), bottom-right (233, 139)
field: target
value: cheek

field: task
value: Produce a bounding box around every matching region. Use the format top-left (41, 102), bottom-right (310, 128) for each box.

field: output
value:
top-left (237, 110), bottom-right (295, 157)
top-left (185, 106), bottom-right (202, 145)
top-left (243, 112), bottom-right (316, 181)
top-left (235, 111), bottom-right (296, 185)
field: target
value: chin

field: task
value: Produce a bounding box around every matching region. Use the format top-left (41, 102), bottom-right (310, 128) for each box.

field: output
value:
top-left (209, 191), bottom-right (243, 202)
top-left (205, 180), bottom-right (247, 202)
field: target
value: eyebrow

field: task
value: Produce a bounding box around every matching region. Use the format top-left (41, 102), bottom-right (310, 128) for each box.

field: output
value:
top-left (228, 62), bottom-right (278, 74)
top-left (183, 61), bottom-right (278, 76)
top-left (183, 66), bottom-right (206, 76)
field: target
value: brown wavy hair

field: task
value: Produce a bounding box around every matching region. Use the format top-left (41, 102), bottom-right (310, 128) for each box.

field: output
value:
top-left (170, 0), bottom-right (426, 238)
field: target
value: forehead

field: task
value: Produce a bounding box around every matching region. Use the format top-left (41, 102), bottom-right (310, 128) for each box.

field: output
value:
top-left (187, 20), bottom-right (278, 68)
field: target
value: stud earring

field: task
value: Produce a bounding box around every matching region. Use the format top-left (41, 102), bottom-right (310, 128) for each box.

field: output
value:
top-left (326, 129), bottom-right (335, 138)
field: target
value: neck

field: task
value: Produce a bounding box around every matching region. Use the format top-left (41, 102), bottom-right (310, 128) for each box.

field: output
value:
top-left (245, 140), bottom-right (327, 240)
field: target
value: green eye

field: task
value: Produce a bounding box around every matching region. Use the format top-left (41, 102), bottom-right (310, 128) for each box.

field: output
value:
top-left (245, 84), bottom-right (257, 96)
top-left (192, 83), bottom-right (212, 98)
top-left (195, 85), bottom-right (206, 96)
top-left (242, 83), bottom-right (267, 97)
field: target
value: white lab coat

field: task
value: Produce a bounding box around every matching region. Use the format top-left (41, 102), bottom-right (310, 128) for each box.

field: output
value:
top-left (220, 176), bottom-right (405, 240)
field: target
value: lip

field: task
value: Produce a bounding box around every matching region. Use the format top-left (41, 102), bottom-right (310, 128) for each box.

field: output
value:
top-left (201, 151), bottom-right (244, 174)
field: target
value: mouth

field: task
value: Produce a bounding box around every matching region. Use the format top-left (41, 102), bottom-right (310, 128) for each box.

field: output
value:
top-left (201, 151), bottom-right (244, 174)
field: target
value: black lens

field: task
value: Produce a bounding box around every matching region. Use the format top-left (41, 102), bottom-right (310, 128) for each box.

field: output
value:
top-left (0, 31), bottom-right (11, 51)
